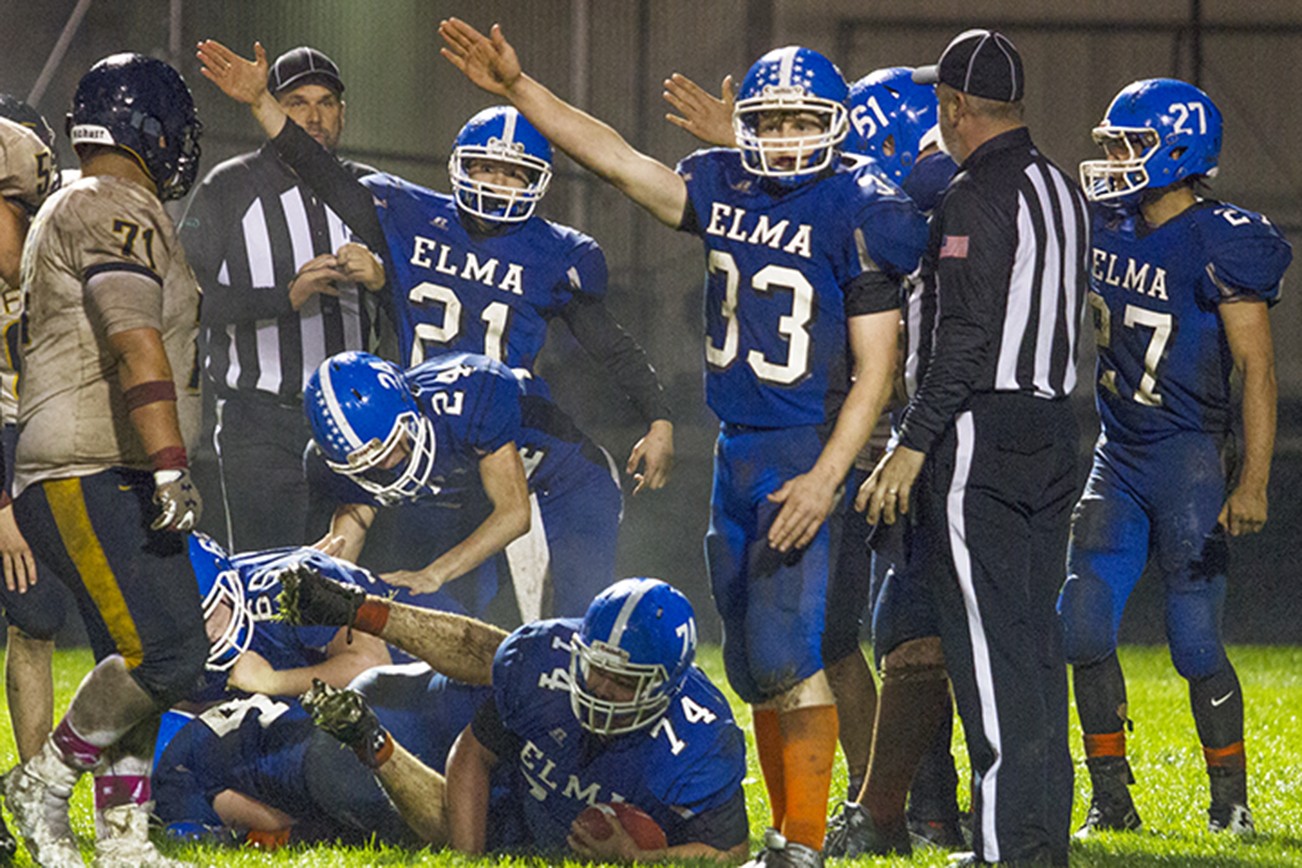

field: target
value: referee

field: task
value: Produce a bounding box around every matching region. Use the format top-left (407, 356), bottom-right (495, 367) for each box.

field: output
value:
top-left (861, 29), bottom-right (1088, 866)
top-left (180, 46), bottom-right (378, 550)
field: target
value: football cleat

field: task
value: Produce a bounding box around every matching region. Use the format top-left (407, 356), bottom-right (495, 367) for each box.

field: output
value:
top-left (823, 801), bottom-right (911, 857)
top-left (1208, 803), bottom-right (1254, 836)
top-left (93, 804), bottom-right (184, 868)
top-left (275, 564), bottom-right (364, 629)
top-left (741, 828), bottom-right (824, 868)
top-left (301, 679), bottom-right (392, 768)
top-left (1076, 757), bottom-right (1142, 838)
top-left (908, 815), bottom-right (969, 850)
top-left (4, 745), bottom-right (85, 867)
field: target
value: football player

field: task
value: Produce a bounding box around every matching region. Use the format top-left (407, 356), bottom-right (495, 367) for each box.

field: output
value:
top-left (195, 40), bottom-right (673, 618)
top-left (152, 666), bottom-right (490, 848)
top-left (302, 350), bottom-right (621, 622)
top-left (665, 65), bottom-right (967, 853)
top-left (278, 571), bottom-right (750, 861)
top-left (186, 532), bottom-right (391, 703)
top-left (6, 54), bottom-right (205, 868)
top-left (435, 22), bottom-right (927, 865)
top-left (0, 97), bottom-right (73, 768)
top-left (1061, 79), bottom-right (1290, 837)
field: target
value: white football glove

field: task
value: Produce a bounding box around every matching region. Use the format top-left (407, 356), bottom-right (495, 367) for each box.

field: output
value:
top-left (152, 468), bottom-right (203, 532)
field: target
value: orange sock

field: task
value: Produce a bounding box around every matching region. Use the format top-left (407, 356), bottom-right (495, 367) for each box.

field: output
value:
top-left (779, 704), bottom-right (839, 849)
top-left (1083, 730), bottom-right (1126, 759)
top-left (1204, 741), bottom-right (1246, 772)
top-left (753, 708), bottom-right (786, 830)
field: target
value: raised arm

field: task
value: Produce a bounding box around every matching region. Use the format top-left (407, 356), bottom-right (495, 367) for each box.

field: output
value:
top-left (439, 18), bottom-right (687, 228)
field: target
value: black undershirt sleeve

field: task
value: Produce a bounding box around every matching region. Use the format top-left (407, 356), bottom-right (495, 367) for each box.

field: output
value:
top-left (560, 295), bottom-right (672, 425)
top-left (470, 696), bottom-right (520, 761)
top-left (843, 271), bottom-right (902, 317)
top-left (269, 121), bottom-right (386, 252)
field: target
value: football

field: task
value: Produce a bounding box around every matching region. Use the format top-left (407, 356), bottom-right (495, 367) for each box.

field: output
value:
top-left (574, 802), bottom-right (668, 851)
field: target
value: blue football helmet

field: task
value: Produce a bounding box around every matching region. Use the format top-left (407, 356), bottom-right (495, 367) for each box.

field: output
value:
top-left (448, 106), bottom-right (553, 223)
top-left (66, 53), bottom-right (202, 201)
top-left (844, 67), bottom-right (939, 183)
top-left (189, 532), bottom-right (253, 672)
top-left (1079, 78), bottom-right (1222, 206)
top-left (733, 46), bottom-right (849, 182)
top-left (569, 578), bottom-right (697, 736)
top-left (304, 351), bottom-right (438, 505)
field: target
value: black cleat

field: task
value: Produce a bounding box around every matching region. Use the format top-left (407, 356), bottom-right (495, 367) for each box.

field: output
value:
top-left (1208, 803), bottom-right (1254, 836)
top-left (823, 801), bottom-right (911, 857)
top-left (909, 816), bottom-right (969, 849)
top-left (275, 564), bottom-right (365, 628)
top-left (300, 679), bottom-right (391, 768)
top-left (1076, 756), bottom-right (1142, 838)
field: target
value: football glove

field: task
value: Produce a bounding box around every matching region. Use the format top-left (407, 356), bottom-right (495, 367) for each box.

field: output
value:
top-left (301, 678), bottom-right (393, 768)
top-left (275, 564), bottom-right (364, 629)
top-left (151, 468), bottom-right (202, 532)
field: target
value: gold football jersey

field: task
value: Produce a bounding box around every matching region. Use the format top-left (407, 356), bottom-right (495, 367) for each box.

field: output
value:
top-left (0, 117), bottom-right (58, 425)
top-left (15, 175), bottom-right (200, 493)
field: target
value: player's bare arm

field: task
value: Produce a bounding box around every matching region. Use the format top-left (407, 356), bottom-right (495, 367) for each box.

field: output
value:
top-left (211, 788), bottom-right (294, 833)
top-left (382, 442), bottom-right (530, 593)
top-left (768, 309), bottom-right (898, 551)
top-left (627, 419), bottom-right (674, 495)
top-left (438, 18), bottom-right (687, 228)
top-left (0, 198), bottom-right (28, 287)
top-left (226, 628), bottom-right (390, 697)
top-left (1219, 298), bottom-right (1275, 536)
top-left (445, 726), bottom-right (495, 853)
top-left (662, 73), bottom-right (737, 148)
top-left (569, 814), bottom-right (749, 863)
top-left (196, 40), bottom-right (290, 140)
top-left (318, 502), bottom-right (375, 561)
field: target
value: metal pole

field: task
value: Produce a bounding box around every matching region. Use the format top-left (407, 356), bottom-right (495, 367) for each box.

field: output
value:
top-left (27, 0), bottom-right (95, 108)
top-left (170, 0), bottom-right (184, 70)
top-left (567, 0), bottom-right (591, 231)
top-left (1190, 0), bottom-right (1203, 88)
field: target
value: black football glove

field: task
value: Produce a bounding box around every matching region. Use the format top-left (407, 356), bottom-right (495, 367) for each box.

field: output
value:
top-left (301, 678), bottom-right (393, 768)
top-left (275, 564), bottom-right (364, 629)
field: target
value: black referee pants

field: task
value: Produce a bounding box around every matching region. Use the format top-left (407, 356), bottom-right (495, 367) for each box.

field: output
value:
top-left (913, 393), bottom-right (1078, 866)
top-left (214, 394), bottom-right (313, 551)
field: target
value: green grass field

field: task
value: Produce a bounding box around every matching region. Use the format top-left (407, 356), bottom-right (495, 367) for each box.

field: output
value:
top-left (2, 644), bottom-right (1300, 866)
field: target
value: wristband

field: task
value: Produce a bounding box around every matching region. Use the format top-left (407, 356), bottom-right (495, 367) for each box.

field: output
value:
top-left (123, 380), bottom-right (177, 412)
top-left (149, 445), bottom-right (189, 471)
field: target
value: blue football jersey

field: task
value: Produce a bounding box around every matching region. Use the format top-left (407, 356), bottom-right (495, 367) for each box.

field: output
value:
top-left (362, 173), bottom-right (608, 370)
top-left (1088, 200), bottom-right (1290, 441)
top-left (189, 547), bottom-right (384, 702)
top-left (491, 619), bottom-right (747, 851)
top-left (313, 353), bottom-right (602, 507)
top-left (677, 149), bottom-right (927, 427)
top-left (902, 151), bottom-right (958, 216)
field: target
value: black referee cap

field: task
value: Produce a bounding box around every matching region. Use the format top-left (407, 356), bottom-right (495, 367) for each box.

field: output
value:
top-left (268, 46), bottom-right (345, 97)
top-left (914, 29), bottom-right (1023, 102)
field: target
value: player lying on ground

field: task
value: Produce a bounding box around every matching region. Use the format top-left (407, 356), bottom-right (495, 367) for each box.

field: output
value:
top-left (277, 570), bottom-right (752, 861)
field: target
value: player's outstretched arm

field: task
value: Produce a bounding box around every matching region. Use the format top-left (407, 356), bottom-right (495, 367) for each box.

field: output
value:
top-left (196, 40), bottom-right (289, 141)
top-left (382, 442), bottom-right (530, 593)
top-left (439, 18), bottom-right (687, 228)
top-left (1219, 299), bottom-right (1276, 535)
top-left (662, 73), bottom-right (737, 148)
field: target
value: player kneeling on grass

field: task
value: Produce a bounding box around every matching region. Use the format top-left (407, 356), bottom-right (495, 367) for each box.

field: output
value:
top-left (280, 571), bottom-right (751, 861)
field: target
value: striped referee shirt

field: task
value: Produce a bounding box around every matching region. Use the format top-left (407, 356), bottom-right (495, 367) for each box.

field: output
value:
top-left (898, 127), bottom-right (1089, 454)
top-left (179, 144), bottom-right (377, 404)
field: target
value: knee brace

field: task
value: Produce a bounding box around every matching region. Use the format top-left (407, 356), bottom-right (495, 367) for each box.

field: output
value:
top-left (1058, 572), bottom-right (1117, 665)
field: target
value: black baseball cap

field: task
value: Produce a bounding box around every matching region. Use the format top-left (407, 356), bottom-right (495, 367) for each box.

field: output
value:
top-left (913, 29), bottom-right (1023, 102)
top-left (268, 46), bottom-right (344, 97)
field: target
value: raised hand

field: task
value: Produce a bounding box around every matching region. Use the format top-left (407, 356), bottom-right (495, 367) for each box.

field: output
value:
top-left (663, 73), bottom-right (736, 148)
top-left (196, 40), bottom-right (270, 105)
top-left (438, 18), bottom-right (523, 96)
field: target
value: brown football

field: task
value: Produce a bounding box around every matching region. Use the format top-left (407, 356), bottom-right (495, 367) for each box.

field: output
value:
top-left (575, 802), bottom-right (668, 850)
